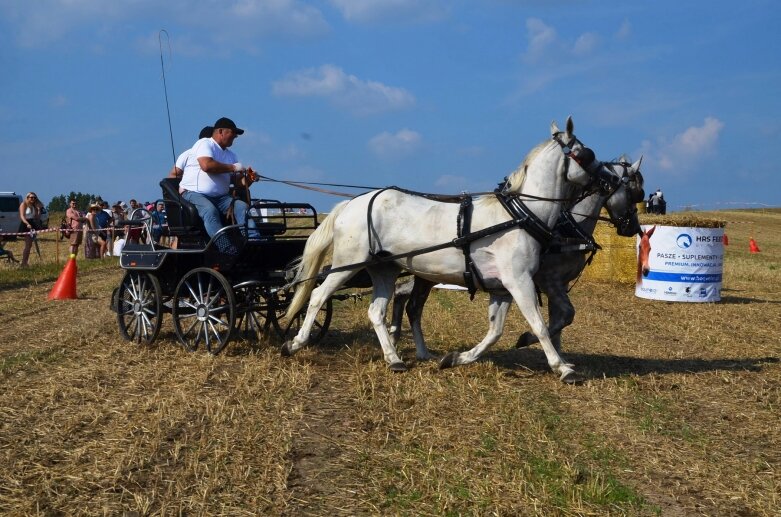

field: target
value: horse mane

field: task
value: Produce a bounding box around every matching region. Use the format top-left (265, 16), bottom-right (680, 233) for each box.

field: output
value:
top-left (474, 139), bottom-right (550, 211)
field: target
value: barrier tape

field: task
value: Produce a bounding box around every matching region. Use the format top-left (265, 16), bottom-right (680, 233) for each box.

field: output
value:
top-left (0, 226), bottom-right (139, 237)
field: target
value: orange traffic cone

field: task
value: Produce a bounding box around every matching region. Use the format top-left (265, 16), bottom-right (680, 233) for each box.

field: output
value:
top-left (48, 254), bottom-right (78, 300)
top-left (723, 233), bottom-right (729, 246)
top-left (749, 237), bottom-right (760, 254)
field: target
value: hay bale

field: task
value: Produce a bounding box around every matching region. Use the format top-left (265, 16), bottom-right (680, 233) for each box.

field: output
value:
top-left (583, 212), bottom-right (727, 285)
top-left (582, 221), bottom-right (636, 284)
top-left (638, 213), bottom-right (726, 228)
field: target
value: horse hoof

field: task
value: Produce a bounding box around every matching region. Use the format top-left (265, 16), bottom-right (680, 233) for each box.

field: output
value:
top-left (560, 371), bottom-right (584, 385)
top-left (280, 341), bottom-right (294, 357)
top-left (389, 361), bottom-right (408, 373)
top-left (439, 352), bottom-right (459, 370)
top-left (515, 332), bottom-right (537, 348)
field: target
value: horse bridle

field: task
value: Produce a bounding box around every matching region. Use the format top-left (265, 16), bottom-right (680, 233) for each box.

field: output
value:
top-left (500, 132), bottom-right (598, 200)
top-left (564, 160), bottom-right (644, 235)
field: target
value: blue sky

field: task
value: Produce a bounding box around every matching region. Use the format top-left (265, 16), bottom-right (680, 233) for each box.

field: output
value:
top-left (1, 0), bottom-right (779, 212)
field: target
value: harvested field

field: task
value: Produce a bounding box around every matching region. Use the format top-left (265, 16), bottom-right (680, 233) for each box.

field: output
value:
top-left (1, 208), bottom-right (779, 515)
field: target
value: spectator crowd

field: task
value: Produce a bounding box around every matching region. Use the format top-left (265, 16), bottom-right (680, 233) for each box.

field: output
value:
top-left (1, 194), bottom-right (170, 268)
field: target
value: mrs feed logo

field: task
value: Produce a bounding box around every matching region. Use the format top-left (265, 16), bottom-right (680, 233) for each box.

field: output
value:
top-left (676, 233), bottom-right (693, 249)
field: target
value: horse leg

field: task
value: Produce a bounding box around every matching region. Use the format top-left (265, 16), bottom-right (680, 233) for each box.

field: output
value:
top-left (281, 270), bottom-right (356, 356)
top-left (439, 293), bottom-right (512, 368)
top-left (516, 285), bottom-right (574, 353)
top-left (366, 264), bottom-right (406, 371)
top-left (505, 279), bottom-right (580, 383)
top-left (389, 279), bottom-right (413, 346)
top-left (407, 277), bottom-right (435, 360)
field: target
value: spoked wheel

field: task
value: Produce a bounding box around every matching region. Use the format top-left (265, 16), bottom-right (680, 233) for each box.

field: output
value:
top-left (172, 267), bottom-right (236, 355)
top-left (275, 291), bottom-right (333, 344)
top-left (233, 283), bottom-right (282, 342)
top-left (116, 271), bottom-right (163, 345)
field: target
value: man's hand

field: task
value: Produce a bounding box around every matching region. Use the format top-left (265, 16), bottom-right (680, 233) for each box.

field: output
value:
top-left (246, 166), bottom-right (258, 182)
top-left (232, 162), bottom-right (246, 173)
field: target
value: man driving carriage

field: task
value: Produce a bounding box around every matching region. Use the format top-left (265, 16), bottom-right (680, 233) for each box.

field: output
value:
top-left (179, 117), bottom-right (258, 239)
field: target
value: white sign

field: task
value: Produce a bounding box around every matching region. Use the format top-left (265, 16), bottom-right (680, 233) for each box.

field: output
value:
top-left (635, 225), bottom-right (723, 302)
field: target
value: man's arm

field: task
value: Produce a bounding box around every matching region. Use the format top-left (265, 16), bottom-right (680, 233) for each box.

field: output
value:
top-left (168, 165), bottom-right (183, 178)
top-left (197, 157), bottom-right (244, 174)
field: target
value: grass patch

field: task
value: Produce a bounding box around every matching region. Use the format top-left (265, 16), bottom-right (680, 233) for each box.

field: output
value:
top-left (0, 347), bottom-right (67, 374)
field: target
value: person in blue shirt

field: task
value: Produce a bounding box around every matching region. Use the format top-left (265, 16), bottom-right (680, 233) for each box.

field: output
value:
top-left (150, 201), bottom-right (167, 243)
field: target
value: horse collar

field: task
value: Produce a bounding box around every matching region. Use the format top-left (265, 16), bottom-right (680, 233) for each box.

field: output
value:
top-left (496, 193), bottom-right (554, 247)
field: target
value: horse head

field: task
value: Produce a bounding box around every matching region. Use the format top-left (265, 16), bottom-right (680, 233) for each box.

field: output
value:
top-left (602, 156), bottom-right (644, 237)
top-left (637, 224), bottom-right (656, 284)
top-left (550, 116), bottom-right (598, 188)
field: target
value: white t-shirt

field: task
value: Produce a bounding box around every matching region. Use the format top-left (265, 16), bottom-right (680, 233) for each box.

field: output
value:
top-left (180, 138), bottom-right (238, 196)
top-left (175, 137), bottom-right (209, 171)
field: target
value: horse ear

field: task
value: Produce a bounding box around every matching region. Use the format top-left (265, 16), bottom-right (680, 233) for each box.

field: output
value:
top-left (647, 225), bottom-right (656, 237)
top-left (632, 156), bottom-right (643, 172)
top-left (550, 120), bottom-right (560, 135)
top-left (565, 116), bottom-right (574, 136)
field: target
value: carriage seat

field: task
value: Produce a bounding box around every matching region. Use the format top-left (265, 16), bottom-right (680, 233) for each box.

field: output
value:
top-left (159, 178), bottom-right (207, 244)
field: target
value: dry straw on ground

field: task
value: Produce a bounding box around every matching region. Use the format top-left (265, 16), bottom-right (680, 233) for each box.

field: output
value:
top-left (1, 208), bottom-right (779, 515)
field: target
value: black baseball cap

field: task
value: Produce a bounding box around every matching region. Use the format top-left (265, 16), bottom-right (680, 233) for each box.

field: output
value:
top-left (213, 117), bottom-right (244, 135)
top-left (199, 126), bottom-right (213, 139)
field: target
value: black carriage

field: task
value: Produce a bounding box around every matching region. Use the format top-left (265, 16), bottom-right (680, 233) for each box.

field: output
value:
top-left (111, 178), bottom-right (334, 354)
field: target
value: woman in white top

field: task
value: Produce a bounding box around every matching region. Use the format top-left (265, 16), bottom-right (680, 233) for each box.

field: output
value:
top-left (18, 192), bottom-right (42, 267)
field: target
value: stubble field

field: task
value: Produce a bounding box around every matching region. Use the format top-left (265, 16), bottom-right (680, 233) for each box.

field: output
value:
top-left (0, 209), bottom-right (779, 516)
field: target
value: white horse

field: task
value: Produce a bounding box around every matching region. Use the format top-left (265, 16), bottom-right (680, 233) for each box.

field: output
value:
top-left (282, 117), bottom-right (596, 383)
top-left (389, 158), bottom-right (645, 363)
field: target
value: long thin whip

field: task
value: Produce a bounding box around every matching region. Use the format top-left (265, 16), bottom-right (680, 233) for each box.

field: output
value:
top-left (159, 29), bottom-right (175, 164)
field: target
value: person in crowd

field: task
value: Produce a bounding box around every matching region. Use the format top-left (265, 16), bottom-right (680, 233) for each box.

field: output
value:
top-left (180, 117), bottom-right (257, 241)
top-left (169, 126), bottom-right (214, 179)
top-left (18, 192), bottom-right (43, 267)
top-left (84, 202), bottom-right (102, 259)
top-left (150, 201), bottom-right (167, 243)
top-left (66, 198), bottom-right (87, 256)
top-left (112, 203), bottom-right (125, 239)
top-left (649, 188), bottom-right (665, 214)
top-left (100, 200), bottom-right (115, 254)
top-left (94, 201), bottom-right (112, 257)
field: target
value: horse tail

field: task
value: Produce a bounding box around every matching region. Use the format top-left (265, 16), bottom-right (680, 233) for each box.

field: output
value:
top-left (285, 200), bottom-right (349, 319)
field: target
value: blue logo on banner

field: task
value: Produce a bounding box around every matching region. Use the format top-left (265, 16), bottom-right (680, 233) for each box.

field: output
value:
top-left (676, 233), bottom-right (693, 249)
top-left (645, 271), bottom-right (722, 283)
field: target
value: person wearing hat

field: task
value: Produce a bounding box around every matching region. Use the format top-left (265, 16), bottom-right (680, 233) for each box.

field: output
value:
top-left (168, 125), bottom-right (214, 179)
top-left (180, 117), bottom-right (257, 240)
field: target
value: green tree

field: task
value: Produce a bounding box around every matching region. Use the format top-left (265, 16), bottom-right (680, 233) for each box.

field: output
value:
top-left (47, 192), bottom-right (101, 212)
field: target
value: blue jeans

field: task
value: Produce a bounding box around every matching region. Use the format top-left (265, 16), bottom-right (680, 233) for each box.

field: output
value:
top-left (182, 191), bottom-right (256, 239)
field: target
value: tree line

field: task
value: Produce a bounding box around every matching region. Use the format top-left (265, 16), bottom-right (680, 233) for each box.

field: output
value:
top-left (47, 192), bottom-right (101, 212)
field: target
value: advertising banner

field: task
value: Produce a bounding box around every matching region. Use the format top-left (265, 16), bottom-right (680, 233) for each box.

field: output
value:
top-left (635, 225), bottom-right (724, 302)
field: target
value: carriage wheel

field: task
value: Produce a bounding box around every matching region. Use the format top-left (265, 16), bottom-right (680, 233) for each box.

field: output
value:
top-left (276, 293), bottom-right (333, 344)
top-left (116, 271), bottom-right (163, 345)
top-left (233, 284), bottom-right (282, 342)
top-left (172, 267), bottom-right (236, 355)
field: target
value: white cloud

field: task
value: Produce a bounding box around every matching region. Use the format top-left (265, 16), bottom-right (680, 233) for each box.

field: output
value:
top-left (573, 32), bottom-right (599, 56)
top-left (523, 18), bottom-right (559, 63)
top-left (368, 129), bottom-right (422, 158)
top-left (522, 18), bottom-right (599, 62)
top-left (639, 117), bottom-right (725, 173)
top-left (0, 0), bottom-right (329, 49)
top-left (272, 65), bottom-right (415, 116)
top-left (329, 0), bottom-right (447, 24)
